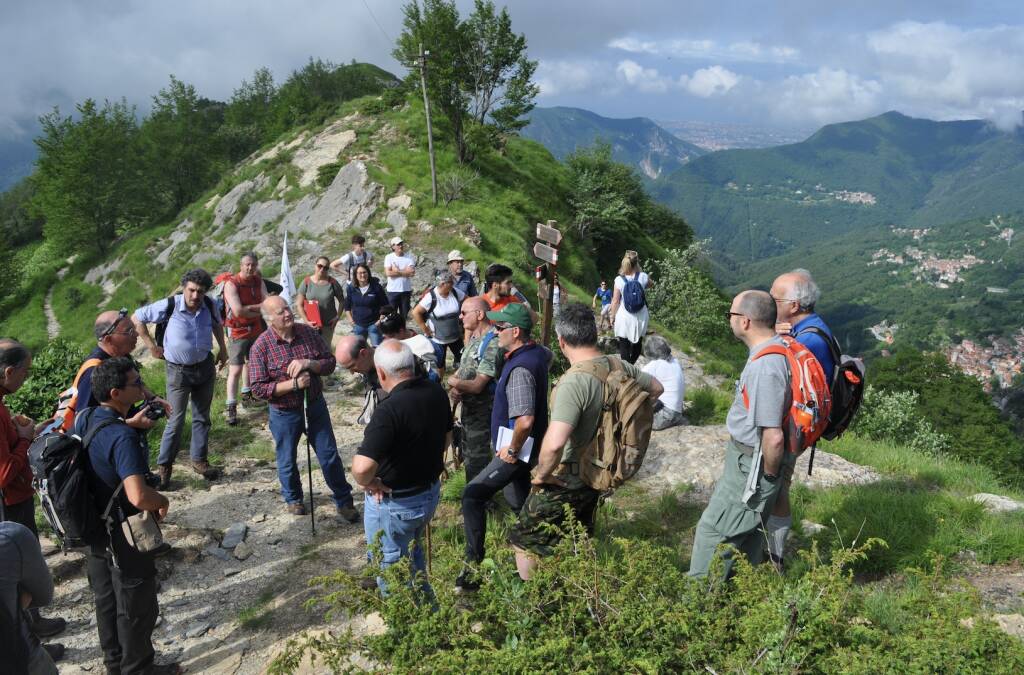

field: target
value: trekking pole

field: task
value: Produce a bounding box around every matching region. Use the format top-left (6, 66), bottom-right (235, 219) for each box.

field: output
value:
top-left (304, 389), bottom-right (315, 536)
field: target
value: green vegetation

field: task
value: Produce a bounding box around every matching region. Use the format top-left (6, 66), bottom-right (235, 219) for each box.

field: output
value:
top-left (271, 438), bottom-right (1024, 673)
top-left (7, 338), bottom-right (85, 420)
top-left (684, 385), bottom-right (732, 425)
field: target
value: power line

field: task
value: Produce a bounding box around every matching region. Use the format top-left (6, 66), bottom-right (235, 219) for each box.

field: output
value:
top-left (361, 0), bottom-right (393, 46)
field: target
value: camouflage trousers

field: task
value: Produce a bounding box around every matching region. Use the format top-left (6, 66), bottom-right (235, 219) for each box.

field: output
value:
top-left (508, 483), bottom-right (602, 557)
top-left (461, 412), bottom-right (493, 484)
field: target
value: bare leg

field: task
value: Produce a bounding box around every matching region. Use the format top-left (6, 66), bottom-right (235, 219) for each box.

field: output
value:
top-left (513, 546), bottom-right (537, 580)
top-left (227, 364), bottom-right (243, 402)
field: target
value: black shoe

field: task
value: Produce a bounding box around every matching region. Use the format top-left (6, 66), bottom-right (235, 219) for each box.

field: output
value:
top-left (336, 504), bottom-right (360, 524)
top-left (454, 569), bottom-right (481, 593)
top-left (151, 663), bottom-right (182, 675)
top-left (152, 542), bottom-right (173, 557)
top-left (30, 615), bottom-right (66, 638)
top-left (41, 642), bottom-right (65, 662)
top-left (768, 552), bottom-right (785, 573)
top-left (359, 575), bottom-right (379, 590)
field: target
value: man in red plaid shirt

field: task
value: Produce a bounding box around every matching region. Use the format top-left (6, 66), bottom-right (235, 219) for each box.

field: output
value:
top-left (249, 296), bottom-right (359, 521)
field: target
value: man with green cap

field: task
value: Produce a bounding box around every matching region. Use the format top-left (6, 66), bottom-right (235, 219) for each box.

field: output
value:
top-left (455, 301), bottom-right (550, 592)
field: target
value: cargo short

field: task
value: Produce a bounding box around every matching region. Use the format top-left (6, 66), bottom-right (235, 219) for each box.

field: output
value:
top-left (508, 483), bottom-right (601, 557)
top-left (227, 336), bottom-right (257, 365)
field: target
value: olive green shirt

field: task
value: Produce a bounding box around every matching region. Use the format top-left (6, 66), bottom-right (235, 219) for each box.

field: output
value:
top-left (551, 355), bottom-right (654, 489)
top-left (298, 277), bottom-right (344, 326)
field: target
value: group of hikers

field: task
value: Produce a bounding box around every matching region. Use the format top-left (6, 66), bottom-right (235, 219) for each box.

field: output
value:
top-left (0, 228), bottom-right (853, 674)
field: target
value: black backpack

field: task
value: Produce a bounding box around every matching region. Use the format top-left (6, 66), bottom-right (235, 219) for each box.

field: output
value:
top-left (154, 295), bottom-right (218, 349)
top-left (28, 416), bottom-right (119, 550)
top-left (797, 326), bottom-right (866, 440)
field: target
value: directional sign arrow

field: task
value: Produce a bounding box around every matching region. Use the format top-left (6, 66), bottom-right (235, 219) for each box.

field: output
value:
top-left (536, 222), bottom-right (562, 246)
top-left (533, 241), bottom-right (559, 265)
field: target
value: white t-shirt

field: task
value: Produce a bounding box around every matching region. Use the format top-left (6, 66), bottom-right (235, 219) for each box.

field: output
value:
top-left (416, 288), bottom-right (464, 341)
top-left (613, 271), bottom-right (650, 343)
top-left (339, 250), bottom-right (374, 281)
top-left (642, 357), bottom-right (685, 413)
top-left (384, 253), bottom-right (415, 292)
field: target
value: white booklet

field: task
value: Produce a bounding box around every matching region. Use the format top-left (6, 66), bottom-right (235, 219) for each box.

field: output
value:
top-left (495, 425), bottom-right (533, 463)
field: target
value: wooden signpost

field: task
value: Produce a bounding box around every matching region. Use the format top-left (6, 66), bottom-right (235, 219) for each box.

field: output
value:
top-left (533, 220), bottom-right (562, 344)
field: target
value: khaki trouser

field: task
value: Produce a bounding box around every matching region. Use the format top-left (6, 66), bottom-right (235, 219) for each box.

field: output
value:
top-left (688, 439), bottom-right (793, 579)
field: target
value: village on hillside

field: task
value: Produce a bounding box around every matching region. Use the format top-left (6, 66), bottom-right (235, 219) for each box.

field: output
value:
top-left (945, 329), bottom-right (1024, 391)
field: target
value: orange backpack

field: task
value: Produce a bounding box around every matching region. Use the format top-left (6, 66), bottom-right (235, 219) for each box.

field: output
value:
top-left (52, 358), bottom-right (104, 432)
top-left (744, 336), bottom-right (832, 456)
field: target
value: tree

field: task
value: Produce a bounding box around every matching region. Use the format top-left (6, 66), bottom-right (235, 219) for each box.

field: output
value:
top-left (393, 0), bottom-right (538, 163)
top-left (222, 67), bottom-right (277, 161)
top-left (33, 99), bottom-right (147, 253)
top-left (141, 76), bottom-right (228, 217)
top-left (0, 178), bottom-right (44, 246)
top-left (566, 142), bottom-right (642, 243)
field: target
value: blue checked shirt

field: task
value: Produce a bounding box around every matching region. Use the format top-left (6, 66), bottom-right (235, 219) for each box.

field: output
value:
top-left (134, 295), bottom-right (222, 366)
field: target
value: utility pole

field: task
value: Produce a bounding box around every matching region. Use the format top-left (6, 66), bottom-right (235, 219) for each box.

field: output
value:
top-left (418, 43), bottom-right (438, 206)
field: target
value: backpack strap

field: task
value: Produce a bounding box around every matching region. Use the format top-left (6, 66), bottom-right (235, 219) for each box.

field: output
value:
top-left (477, 329), bottom-right (498, 361)
top-left (795, 325), bottom-right (842, 379)
top-left (78, 410), bottom-right (134, 526)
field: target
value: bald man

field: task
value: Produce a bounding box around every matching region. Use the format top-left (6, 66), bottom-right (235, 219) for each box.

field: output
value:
top-left (688, 290), bottom-right (793, 579)
top-left (248, 296), bottom-right (358, 522)
top-left (446, 296), bottom-right (504, 482)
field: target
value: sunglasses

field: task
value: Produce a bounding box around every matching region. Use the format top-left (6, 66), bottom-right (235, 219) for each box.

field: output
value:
top-left (101, 308), bottom-right (130, 338)
top-left (494, 323), bottom-right (514, 332)
top-left (316, 263), bottom-right (328, 269)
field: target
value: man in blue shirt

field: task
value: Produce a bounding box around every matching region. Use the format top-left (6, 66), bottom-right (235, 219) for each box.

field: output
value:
top-left (768, 268), bottom-right (836, 569)
top-left (592, 280), bottom-right (613, 333)
top-left (132, 269), bottom-right (228, 489)
top-left (446, 250), bottom-right (478, 298)
top-left (75, 357), bottom-right (177, 675)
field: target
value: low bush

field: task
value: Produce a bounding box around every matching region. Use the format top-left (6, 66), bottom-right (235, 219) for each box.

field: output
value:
top-left (854, 386), bottom-right (950, 456)
top-left (685, 385), bottom-right (732, 425)
top-left (7, 337), bottom-right (86, 421)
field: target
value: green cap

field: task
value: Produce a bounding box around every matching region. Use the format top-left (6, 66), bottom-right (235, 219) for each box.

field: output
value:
top-left (486, 302), bottom-right (532, 331)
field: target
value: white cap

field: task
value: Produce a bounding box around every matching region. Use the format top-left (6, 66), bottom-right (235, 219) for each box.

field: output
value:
top-left (446, 249), bottom-right (464, 263)
top-left (389, 236), bottom-right (404, 247)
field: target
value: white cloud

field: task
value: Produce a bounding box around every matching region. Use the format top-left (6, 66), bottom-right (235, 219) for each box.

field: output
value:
top-left (535, 59), bottom-right (609, 97)
top-left (680, 65), bottom-right (740, 97)
top-left (615, 59), bottom-right (671, 93)
top-left (767, 67), bottom-right (883, 126)
top-left (608, 35), bottom-right (799, 64)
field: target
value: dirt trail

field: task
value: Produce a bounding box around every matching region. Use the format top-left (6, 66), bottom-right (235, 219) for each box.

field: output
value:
top-left (52, 371), bottom-right (375, 674)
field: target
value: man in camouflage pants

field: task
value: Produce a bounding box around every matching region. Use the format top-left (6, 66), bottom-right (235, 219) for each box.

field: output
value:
top-left (446, 296), bottom-right (503, 482)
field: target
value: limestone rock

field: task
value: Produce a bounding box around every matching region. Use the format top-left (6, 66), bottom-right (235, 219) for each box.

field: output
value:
top-left (801, 519), bottom-right (827, 536)
top-left (293, 122), bottom-right (357, 187)
top-left (153, 223), bottom-right (192, 269)
top-left (184, 621), bottom-right (211, 639)
top-left (233, 541), bottom-right (253, 561)
top-left (994, 613), bottom-right (1024, 639)
top-left (971, 493), bottom-right (1024, 513)
top-left (204, 545), bottom-right (231, 561)
top-left (223, 568), bottom-right (241, 577)
top-left (214, 173), bottom-right (269, 228)
top-left (222, 523), bottom-right (248, 549)
top-left (386, 209), bottom-right (408, 232)
top-left (387, 194), bottom-right (411, 211)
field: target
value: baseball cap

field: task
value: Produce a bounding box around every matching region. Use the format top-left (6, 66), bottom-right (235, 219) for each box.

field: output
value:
top-left (446, 249), bottom-right (464, 263)
top-left (486, 302), bottom-right (532, 331)
top-left (389, 236), bottom-right (404, 247)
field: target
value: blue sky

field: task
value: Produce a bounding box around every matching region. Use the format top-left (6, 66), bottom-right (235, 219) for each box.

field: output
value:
top-left (3, 0), bottom-right (1024, 142)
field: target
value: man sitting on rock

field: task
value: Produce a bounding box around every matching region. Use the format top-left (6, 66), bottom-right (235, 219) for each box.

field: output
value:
top-left (688, 290), bottom-right (792, 579)
top-left (248, 296), bottom-right (359, 522)
top-left (351, 340), bottom-right (451, 596)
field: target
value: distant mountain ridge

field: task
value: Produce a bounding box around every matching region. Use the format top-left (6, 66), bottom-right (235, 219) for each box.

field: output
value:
top-left (655, 111), bottom-right (1024, 262)
top-left (521, 106), bottom-right (705, 180)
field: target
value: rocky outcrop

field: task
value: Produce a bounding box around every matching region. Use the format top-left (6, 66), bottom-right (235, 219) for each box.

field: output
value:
top-left (636, 424), bottom-right (880, 500)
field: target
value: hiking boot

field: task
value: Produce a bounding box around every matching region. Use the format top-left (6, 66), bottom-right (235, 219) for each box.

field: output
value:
top-left (768, 552), bottom-right (785, 574)
top-left (41, 643), bottom-right (65, 662)
top-left (286, 502), bottom-right (306, 516)
top-left (152, 542), bottom-right (173, 557)
top-left (225, 402), bottom-right (238, 426)
top-left (156, 464), bottom-right (173, 491)
top-left (359, 575), bottom-right (380, 591)
top-left (151, 663), bottom-right (182, 675)
top-left (336, 504), bottom-right (360, 524)
top-left (29, 611), bottom-right (66, 638)
top-left (454, 569), bottom-right (480, 593)
top-left (191, 461), bottom-right (220, 481)
top-left (240, 390), bottom-right (262, 408)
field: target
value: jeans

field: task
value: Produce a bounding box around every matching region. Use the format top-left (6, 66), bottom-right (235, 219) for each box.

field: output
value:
top-left (157, 354), bottom-right (215, 466)
top-left (268, 395), bottom-right (354, 508)
top-left (86, 543), bottom-right (158, 675)
top-left (364, 481), bottom-right (440, 596)
top-left (461, 455), bottom-right (531, 563)
top-left (387, 291), bottom-right (412, 318)
top-left (352, 322), bottom-right (383, 346)
top-left (431, 338), bottom-right (463, 371)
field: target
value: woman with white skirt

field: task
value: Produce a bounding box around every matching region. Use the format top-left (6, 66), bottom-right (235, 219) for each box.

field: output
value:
top-left (610, 251), bottom-right (653, 364)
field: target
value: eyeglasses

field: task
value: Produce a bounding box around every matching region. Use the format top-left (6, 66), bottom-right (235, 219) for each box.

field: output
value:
top-left (726, 311), bottom-right (746, 320)
top-left (494, 323), bottom-right (514, 332)
top-left (101, 308), bottom-right (130, 338)
top-left (771, 296), bottom-right (798, 304)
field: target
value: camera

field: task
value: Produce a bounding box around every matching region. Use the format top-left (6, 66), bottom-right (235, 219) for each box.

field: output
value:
top-left (143, 400), bottom-right (166, 421)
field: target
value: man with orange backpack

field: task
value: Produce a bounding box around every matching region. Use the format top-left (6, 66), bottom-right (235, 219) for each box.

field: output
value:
top-left (688, 290), bottom-right (830, 579)
top-left (222, 252), bottom-right (269, 426)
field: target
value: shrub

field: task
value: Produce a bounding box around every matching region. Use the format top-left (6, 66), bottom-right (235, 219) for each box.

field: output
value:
top-left (854, 386), bottom-right (951, 456)
top-left (439, 167), bottom-right (478, 206)
top-left (686, 385), bottom-right (732, 425)
top-left (7, 337), bottom-right (86, 421)
top-left (316, 161), bottom-right (344, 188)
top-left (647, 242), bottom-right (731, 343)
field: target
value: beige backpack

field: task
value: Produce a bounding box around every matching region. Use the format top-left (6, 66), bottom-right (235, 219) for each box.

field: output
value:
top-left (563, 357), bottom-right (655, 492)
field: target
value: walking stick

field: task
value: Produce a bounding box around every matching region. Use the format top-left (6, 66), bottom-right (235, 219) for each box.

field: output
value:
top-left (304, 389), bottom-right (315, 535)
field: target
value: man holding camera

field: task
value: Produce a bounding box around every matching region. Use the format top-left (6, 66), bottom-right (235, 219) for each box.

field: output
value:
top-left (75, 357), bottom-right (177, 675)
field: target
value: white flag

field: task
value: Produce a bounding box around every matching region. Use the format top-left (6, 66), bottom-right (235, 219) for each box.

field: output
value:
top-left (279, 232), bottom-right (296, 304)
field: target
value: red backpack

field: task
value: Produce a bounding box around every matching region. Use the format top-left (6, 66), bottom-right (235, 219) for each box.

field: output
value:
top-left (744, 336), bottom-right (832, 458)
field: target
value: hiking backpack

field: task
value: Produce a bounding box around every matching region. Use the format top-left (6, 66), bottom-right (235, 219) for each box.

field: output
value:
top-left (50, 357), bottom-right (103, 433)
top-left (567, 357), bottom-right (655, 492)
top-left (28, 416), bottom-right (120, 550)
top-left (207, 272), bottom-right (234, 322)
top-left (153, 295), bottom-right (218, 351)
top-left (796, 326), bottom-right (866, 441)
top-left (621, 273), bottom-right (647, 313)
top-left (746, 336), bottom-right (832, 458)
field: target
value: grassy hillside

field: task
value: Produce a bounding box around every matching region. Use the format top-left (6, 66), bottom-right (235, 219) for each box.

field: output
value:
top-left (656, 111), bottom-right (1024, 263)
top-left (522, 106), bottom-right (705, 181)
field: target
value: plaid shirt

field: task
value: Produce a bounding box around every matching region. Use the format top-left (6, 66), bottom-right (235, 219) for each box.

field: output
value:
top-left (249, 323), bottom-right (336, 409)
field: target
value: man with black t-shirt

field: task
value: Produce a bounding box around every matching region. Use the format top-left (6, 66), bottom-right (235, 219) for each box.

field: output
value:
top-left (351, 340), bottom-right (451, 596)
top-left (76, 357), bottom-right (178, 675)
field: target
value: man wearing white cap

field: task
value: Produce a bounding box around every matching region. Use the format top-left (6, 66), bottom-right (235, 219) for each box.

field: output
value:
top-left (447, 249), bottom-right (478, 298)
top-left (384, 237), bottom-right (416, 318)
